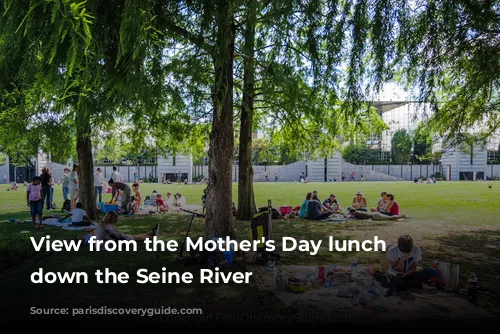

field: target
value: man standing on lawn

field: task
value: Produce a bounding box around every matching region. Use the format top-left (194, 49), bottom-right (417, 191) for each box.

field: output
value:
top-left (94, 168), bottom-right (104, 203)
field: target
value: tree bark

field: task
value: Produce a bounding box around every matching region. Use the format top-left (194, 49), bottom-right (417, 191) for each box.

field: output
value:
top-left (204, 0), bottom-right (236, 239)
top-left (76, 111), bottom-right (99, 220)
top-left (236, 0), bottom-right (257, 221)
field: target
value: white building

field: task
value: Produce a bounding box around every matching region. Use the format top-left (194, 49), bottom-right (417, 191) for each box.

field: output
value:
top-left (31, 151), bottom-right (193, 183)
top-left (441, 142), bottom-right (488, 181)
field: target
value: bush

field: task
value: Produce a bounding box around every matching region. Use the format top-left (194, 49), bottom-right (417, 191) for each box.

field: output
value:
top-left (430, 172), bottom-right (446, 181)
top-left (192, 175), bottom-right (205, 182)
top-left (0, 233), bottom-right (36, 272)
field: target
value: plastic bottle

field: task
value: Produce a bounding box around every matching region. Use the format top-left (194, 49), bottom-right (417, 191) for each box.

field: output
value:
top-left (467, 272), bottom-right (478, 301)
top-left (275, 270), bottom-right (286, 292)
top-left (267, 259), bottom-right (275, 272)
top-left (224, 245), bottom-right (234, 265)
top-left (351, 257), bottom-right (359, 278)
top-left (318, 266), bottom-right (325, 284)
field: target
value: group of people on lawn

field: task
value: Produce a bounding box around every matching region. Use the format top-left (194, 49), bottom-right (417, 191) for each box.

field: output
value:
top-left (26, 164), bottom-right (188, 228)
top-left (27, 174), bottom-right (435, 296)
top-left (297, 190), bottom-right (408, 221)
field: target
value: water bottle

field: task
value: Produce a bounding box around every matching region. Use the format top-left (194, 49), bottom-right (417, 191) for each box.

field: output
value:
top-left (224, 245), bottom-right (234, 265)
top-left (267, 259), bottom-right (275, 272)
top-left (275, 270), bottom-right (286, 292)
top-left (467, 272), bottom-right (478, 302)
top-left (351, 257), bottom-right (359, 278)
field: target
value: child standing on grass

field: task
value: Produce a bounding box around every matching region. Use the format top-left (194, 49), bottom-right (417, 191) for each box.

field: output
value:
top-left (132, 182), bottom-right (141, 212)
top-left (27, 176), bottom-right (44, 228)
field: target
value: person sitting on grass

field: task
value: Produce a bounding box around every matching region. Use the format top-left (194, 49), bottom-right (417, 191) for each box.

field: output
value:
top-left (386, 235), bottom-right (436, 296)
top-left (165, 192), bottom-right (174, 207)
top-left (377, 193), bottom-right (408, 220)
top-left (75, 211), bottom-right (159, 245)
top-left (348, 190), bottom-right (368, 212)
top-left (371, 191), bottom-right (388, 212)
top-left (94, 211), bottom-right (159, 242)
top-left (306, 195), bottom-right (332, 220)
top-left (174, 192), bottom-right (186, 207)
top-left (156, 193), bottom-right (169, 212)
top-left (27, 176), bottom-right (44, 228)
top-left (59, 202), bottom-right (93, 226)
top-left (323, 194), bottom-right (342, 213)
top-left (299, 192), bottom-right (312, 218)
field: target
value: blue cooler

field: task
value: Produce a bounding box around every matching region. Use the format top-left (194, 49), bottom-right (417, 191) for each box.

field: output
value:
top-left (101, 203), bottom-right (119, 213)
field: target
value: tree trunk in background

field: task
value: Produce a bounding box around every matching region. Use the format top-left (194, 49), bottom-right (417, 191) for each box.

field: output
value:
top-left (76, 112), bottom-right (98, 220)
top-left (236, 0), bottom-right (257, 221)
top-left (204, 0), bottom-right (236, 239)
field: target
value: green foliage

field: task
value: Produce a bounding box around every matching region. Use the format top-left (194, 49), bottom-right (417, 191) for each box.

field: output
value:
top-left (391, 129), bottom-right (412, 164)
top-left (0, 232), bottom-right (35, 272)
top-left (412, 124), bottom-right (433, 164)
top-left (0, 0), bottom-right (188, 164)
top-left (342, 144), bottom-right (381, 165)
top-left (390, 0), bottom-right (500, 145)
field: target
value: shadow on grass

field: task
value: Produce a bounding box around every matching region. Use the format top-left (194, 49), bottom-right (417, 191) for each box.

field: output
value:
top-left (428, 230), bottom-right (500, 313)
top-left (0, 251), bottom-right (292, 323)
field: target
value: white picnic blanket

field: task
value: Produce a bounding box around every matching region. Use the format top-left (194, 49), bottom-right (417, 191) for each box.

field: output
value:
top-left (42, 218), bottom-right (66, 227)
top-left (42, 218), bottom-right (96, 230)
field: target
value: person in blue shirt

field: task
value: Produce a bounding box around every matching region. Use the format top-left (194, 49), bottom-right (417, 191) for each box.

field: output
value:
top-left (323, 194), bottom-right (342, 213)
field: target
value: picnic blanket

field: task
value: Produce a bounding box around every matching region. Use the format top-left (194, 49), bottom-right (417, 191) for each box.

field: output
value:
top-left (42, 218), bottom-right (96, 231)
top-left (61, 224), bottom-right (96, 231)
top-left (42, 218), bottom-right (66, 227)
top-left (246, 264), bottom-right (493, 324)
top-left (321, 214), bottom-right (349, 222)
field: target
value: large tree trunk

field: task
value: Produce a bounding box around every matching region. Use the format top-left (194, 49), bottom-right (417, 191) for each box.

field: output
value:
top-left (76, 112), bottom-right (99, 220)
top-left (204, 0), bottom-right (236, 239)
top-left (236, 0), bottom-right (257, 221)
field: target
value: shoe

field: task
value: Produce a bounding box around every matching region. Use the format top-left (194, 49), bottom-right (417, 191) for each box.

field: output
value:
top-left (152, 223), bottom-right (160, 237)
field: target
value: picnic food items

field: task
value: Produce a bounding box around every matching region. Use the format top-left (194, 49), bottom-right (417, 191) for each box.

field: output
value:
top-left (288, 277), bottom-right (308, 292)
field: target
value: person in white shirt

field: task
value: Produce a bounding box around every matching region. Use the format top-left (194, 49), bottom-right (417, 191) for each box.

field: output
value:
top-left (109, 166), bottom-right (123, 200)
top-left (94, 168), bottom-right (104, 203)
top-left (59, 202), bottom-right (93, 226)
top-left (68, 164), bottom-right (79, 211)
top-left (165, 192), bottom-right (174, 207)
top-left (174, 192), bottom-right (186, 207)
top-left (386, 235), bottom-right (436, 296)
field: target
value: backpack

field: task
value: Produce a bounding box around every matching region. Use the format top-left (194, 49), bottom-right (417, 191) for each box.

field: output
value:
top-left (258, 206), bottom-right (280, 219)
top-left (207, 250), bottom-right (228, 269)
top-left (62, 199), bottom-right (71, 212)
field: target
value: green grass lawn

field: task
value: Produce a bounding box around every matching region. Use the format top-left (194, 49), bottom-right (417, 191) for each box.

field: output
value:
top-left (1, 181), bottom-right (500, 324)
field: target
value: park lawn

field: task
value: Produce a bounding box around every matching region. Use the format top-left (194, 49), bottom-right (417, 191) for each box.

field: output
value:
top-left (1, 181), bottom-right (500, 323)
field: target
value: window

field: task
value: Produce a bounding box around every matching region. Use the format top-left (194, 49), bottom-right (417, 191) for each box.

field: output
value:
top-left (487, 150), bottom-right (497, 162)
top-left (173, 156), bottom-right (176, 166)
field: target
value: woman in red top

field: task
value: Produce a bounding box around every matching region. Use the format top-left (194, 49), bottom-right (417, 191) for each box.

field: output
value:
top-left (156, 194), bottom-right (169, 212)
top-left (380, 193), bottom-right (407, 219)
